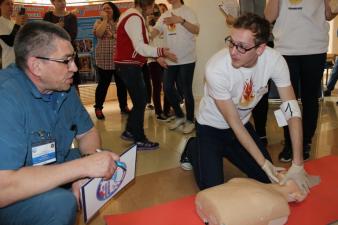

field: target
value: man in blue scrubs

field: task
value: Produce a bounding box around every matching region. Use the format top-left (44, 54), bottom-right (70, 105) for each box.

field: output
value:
top-left (0, 21), bottom-right (120, 225)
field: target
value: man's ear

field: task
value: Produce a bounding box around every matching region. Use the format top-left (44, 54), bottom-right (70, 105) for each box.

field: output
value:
top-left (256, 43), bottom-right (266, 56)
top-left (26, 56), bottom-right (42, 77)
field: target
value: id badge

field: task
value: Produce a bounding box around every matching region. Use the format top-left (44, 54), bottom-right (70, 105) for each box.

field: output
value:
top-left (32, 140), bottom-right (56, 166)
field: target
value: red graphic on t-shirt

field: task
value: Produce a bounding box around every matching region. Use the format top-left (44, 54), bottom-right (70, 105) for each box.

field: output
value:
top-left (240, 78), bottom-right (255, 107)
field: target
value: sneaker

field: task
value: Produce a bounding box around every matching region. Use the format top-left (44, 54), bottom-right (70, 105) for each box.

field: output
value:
top-left (120, 131), bottom-right (134, 142)
top-left (146, 104), bottom-right (154, 110)
top-left (278, 146), bottom-right (292, 163)
top-left (182, 121), bottom-right (195, 134)
top-left (169, 117), bottom-right (185, 130)
top-left (121, 107), bottom-right (131, 115)
top-left (180, 137), bottom-right (195, 171)
top-left (95, 108), bottom-right (105, 120)
top-left (136, 139), bottom-right (159, 151)
top-left (156, 113), bottom-right (170, 122)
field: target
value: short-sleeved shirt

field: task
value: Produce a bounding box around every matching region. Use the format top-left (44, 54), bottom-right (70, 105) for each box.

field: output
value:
top-left (0, 65), bottom-right (93, 170)
top-left (197, 47), bottom-right (290, 129)
top-left (154, 5), bottom-right (199, 65)
top-left (0, 16), bottom-right (15, 68)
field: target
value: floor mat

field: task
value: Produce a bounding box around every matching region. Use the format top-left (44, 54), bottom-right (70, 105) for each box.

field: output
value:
top-left (105, 155), bottom-right (338, 225)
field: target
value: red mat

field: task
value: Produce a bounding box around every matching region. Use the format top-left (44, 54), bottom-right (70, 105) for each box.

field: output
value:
top-left (105, 155), bottom-right (338, 225)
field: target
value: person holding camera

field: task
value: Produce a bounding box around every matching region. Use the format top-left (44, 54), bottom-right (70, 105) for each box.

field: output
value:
top-left (0, 0), bottom-right (27, 68)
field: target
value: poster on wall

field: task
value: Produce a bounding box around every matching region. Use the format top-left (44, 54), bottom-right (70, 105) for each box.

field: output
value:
top-left (13, 1), bottom-right (134, 84)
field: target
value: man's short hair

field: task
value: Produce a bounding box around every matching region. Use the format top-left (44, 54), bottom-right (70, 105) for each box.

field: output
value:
top-left (14, 21), bottom-right (71, 70)
top-left (233, 13), bottom-right (270, 45)
top-left (134, 0), bottom-right (155, 9)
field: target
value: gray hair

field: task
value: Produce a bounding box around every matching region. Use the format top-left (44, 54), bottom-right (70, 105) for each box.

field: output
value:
top-left (14, 20), bottom-right (71, 70)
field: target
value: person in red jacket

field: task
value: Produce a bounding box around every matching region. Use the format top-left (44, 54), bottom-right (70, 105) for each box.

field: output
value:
top-left (114, 0), bottom-right (176, 150)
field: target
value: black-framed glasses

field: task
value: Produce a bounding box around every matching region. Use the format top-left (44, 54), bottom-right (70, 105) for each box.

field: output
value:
top-left (225, 36), bottom-right (261, 54)
top-left (35, 52), bottom-right (76, 68)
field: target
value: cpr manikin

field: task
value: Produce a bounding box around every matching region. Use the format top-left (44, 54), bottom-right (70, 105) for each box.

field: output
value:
top-left (195, 173), bottom-right (320, 225)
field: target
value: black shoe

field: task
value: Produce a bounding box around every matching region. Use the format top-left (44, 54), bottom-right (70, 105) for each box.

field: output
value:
top-left (95, 108), bottom-right (105, 120)
top-left (180, 137), bottom-right (195, 170)
top-left (278, 146), bottom-right (292, 163)
top-left (324, 90), bottom-right (332, 96)
top-left (136, 139), bottom-right (159, 150)
top-left (120, 131), bottom-right (134, 142)
top-left (121, 107), bottom-right (131, 115)
top-left (303, 144), bottom-right (311, 161)
top-left (156, 113), bottom-right (170, 122)
top-left (146, 104), bottom-right (154, 110)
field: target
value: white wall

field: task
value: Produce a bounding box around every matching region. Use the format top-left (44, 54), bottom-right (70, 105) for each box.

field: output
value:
top-left (156, 0), bottom-right (230, 97)
top-left (329, 17), bottom-right (338, 54)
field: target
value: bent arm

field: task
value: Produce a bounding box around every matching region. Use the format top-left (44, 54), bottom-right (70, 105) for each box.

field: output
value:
top-left (93, 20), bottom-right (108, 38)
top-left (264, 0), bottom-right (279, 23)
top-left (324, 0), bottom-right (338, 21)
top-left (214, 98), bottom-right (266, 166)
top-left (277, 85), bottom-right (303, 165)
top-left (179, 17), bottom-right (199, 35)
top-left (76, 127), bottom-right (101, 155)
top-left (0, 24), bottom-right (20, 47)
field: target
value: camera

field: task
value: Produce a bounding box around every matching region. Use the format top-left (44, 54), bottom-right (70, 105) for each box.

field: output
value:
top-left (19, 7), bottom-right (25, 15)
top-left (153, 11), bottom-right (161, 17)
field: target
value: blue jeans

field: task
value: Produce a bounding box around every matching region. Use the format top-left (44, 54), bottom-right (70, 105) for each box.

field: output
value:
top-left (327, 59), bottom-right (338, 92)
top-left (0, 188), bottom-right (77, 225)
top-left (163, 63), bottom-right (195, 122)
top-left (188, 122), bottom-right (271, 190)
top-left (116, 64), bottom-right (147, 141)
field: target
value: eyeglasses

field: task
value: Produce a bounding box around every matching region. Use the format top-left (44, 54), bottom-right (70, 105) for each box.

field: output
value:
top-left (225, 36), bottom-right (261, 54)
top-left (35, 52), bottom-right (76, 68)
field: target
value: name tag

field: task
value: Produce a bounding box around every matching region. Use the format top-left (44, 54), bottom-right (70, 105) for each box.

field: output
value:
top-left (32, 140), bottom-right (56, 166)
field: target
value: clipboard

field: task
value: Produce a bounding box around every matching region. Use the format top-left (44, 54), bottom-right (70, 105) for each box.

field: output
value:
top-left (80, 145), bottom-right (137, 223)
top-left (218, 0), bottom-right (239, 17)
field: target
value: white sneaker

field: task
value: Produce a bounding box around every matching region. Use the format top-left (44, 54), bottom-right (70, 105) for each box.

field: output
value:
top-left (169, 117), bottom-right (185, 130)
top-left (182, 121), bottom-right (195, 134)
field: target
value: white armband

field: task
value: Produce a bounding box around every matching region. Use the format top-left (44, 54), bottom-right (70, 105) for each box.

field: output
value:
top-left (280, 100), bottom-right (302, 121)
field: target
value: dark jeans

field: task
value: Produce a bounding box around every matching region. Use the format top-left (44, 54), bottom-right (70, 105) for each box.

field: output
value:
top-left (148, 62), bottom-right (171, 115)
top-left (163, 63), bottom-right (195, 121)
top-left (94, 67), bottom-right (128, 111)
top-left (188, 122), bottom-right (271, 190)
top-left (116, 64), bottom-right (147, 141)
top-left (283, 53), bottom-right (326, 146)
top-left (252, 81), bottom-right (270, 138)
top-left (142, 64), bottom-right (152, 104)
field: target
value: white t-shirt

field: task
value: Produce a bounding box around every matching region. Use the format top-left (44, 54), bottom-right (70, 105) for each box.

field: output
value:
top-left (197, 47), bottom-right (291, 129)
top-left (154, 5), bottom-right (199, 65)
top-left (272, 0), bottom-right (329, 55)
top-left (0, 16), bottom-right (16, 68)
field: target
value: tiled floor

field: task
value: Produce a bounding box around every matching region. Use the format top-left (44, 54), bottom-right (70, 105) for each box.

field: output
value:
top-left (75, 95), bottom-right (338, 225)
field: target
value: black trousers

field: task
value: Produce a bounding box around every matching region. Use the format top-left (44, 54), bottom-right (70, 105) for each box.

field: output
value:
top-left (116, 64), bottom-right (147, 142)
top-left (283, 53), bottom-right (326, 146)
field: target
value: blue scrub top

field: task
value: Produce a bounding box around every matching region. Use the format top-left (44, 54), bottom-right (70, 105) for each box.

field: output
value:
top-left (0, 65), bottom-right (93, 170)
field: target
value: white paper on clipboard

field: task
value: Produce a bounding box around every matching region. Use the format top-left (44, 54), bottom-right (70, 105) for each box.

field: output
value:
top-left (80, 145), bottom-right (137, 224)
top-left (219, 0), bottom-right (240, 17)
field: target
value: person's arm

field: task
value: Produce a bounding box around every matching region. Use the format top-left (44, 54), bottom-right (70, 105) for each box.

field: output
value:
top-left (0, 150), bottom-right (119, 208)
top-left (264, 0), bottom-right (279, 23)
top-left (65, 13), bottom-right (78, 42)
top-left (0, 24), bottom-right (20, 47)
top-left (76, 127), bottom-right (101, 155)
top-left (93, 12), bottom-right (110, 38)
top-left (324, 0), bottom-right (338, 21)
top-left (163, 13), bottom-right (199, 35)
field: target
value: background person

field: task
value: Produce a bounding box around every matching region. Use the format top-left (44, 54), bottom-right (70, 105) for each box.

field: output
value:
top-left (114, 0), bottom-right (177, 150)
top-left (265, 0), bottom-right (338, 162)
top-left (152, 0), bottom-right (200, 134)
top-left (93, 1), bottom-right (129, 120)
top-left (0, 0), bottom-right (26, 68)
top-left (0, 21), bottom-right (120, 225)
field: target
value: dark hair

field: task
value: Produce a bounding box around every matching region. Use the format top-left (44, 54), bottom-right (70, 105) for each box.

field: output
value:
top-left (158, 3), bottom-right (168, 12)
top-left (134, 0), bottom-right (155, 9)
top-left (233, 13), bottom-right (270, 45)
top-left (102, 1), bottom-right (121, 22)
top-left (14, 21), bottom-right (71, 70)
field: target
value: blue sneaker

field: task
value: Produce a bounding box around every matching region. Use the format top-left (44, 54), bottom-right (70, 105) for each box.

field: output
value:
top-left (120, 131), bottom-right (134, 142)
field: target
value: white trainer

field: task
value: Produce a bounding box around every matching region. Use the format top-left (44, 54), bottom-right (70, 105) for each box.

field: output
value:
top-left (169, 117), bottom-right (185, 130)
top-left (182, 121), bottom-right (195, 134)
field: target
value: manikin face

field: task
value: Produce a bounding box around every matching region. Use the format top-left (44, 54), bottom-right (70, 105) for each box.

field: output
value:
top-left (52, 0), bottom-right (66, 11)
top-left (102, 3), bottom-right (113, 18)
top-left (228, 28), bottom-right (264, 69)
top-left (0, 0), bottom-right (14, 18)
top-left (36, 38), bottom-right (77, 93)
